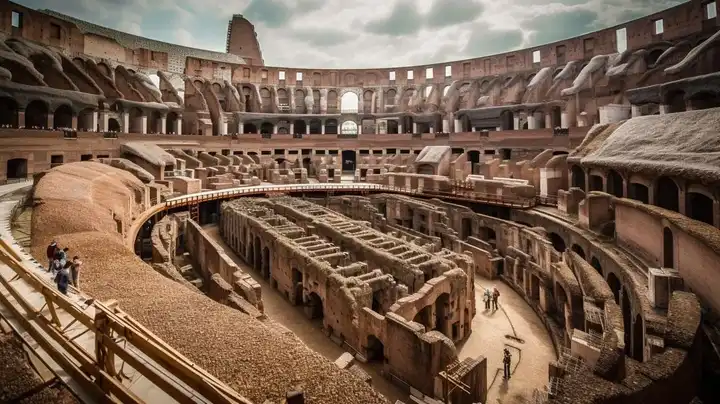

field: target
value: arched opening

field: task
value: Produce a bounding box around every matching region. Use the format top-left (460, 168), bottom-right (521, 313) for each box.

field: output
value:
top-left (76, 108), bottom-right (95, 131)
top-left (665, 90), bottom-right (686, 113)
top-left (589, 175), bottom-right (604, 192)
top-left (434, 293), bottom-right (450, 337)
top-left (6, 158), bottom-right (27, 180)
top-left (53, 105), bottom-right (74, 129)
top-left (25, 100), bottom-right (49, 128)
top-left (277, 89), bottom-right (289, 111)
top-left (302, 157), bottom-right (313, 176)
top-left (385, 89), bottom-right (396, 107)
top-left (571, 244), bottom-right (586, 260)
top-left (148, 110), bottom-right (162, 134)
top-left (686, 191), bottom-right (715, 225)
top-left (500, 110), bottom-right (514, 130)
top-left (461, 218), bottom-right (472, 240)
top-left (293, 120), bottom-right (306, 135)
top-left (663, 227), bottom-right (674, 268)
top-left (260, 88), bottom-right (272, 113)
top-left (656, 176), bottom-right (679, 212)
top-left (325, 119), bottom-right (338, 135)
top-left (554, 283), bottom-right (568, 326)
top-left (340, 121), bottom-right (358, 135)
top-left (628, 183), bottom-right (649, 203)
top-left (107, 118), bottom-right (121, 132)
top-left (341, 150), bottom-right (356, 172)
top-left (166, 111), bottom-right (178, 134)
top-left (621, 287), bottom-right (632, 354)
top-left (0, 97), bottom-right (19, 127)
top-left (645, 48), bottom-right (664, 67)
top-left (606, 170), bottom-right (624, 197)
top-left (687, 91), bottom-right (720, 111)
top-left (467, 150), bottom-right (481, 174)
top-left (128, 107), bottom-right (145, 133)
top-left (306, 292), bottom-right (323, 320)
top-left (253, 237), bottom-right (261, 272)
top-left (308, 119), bottom-right (322, 134)
top-left (256, 122), bottom-right (271, 134)
top-left (386, 120), bottom-right (398, 134)
top-left (294, 89), bottom-right (306, 114)
top-left (551, 106), bottom-right (562, 128)
top-left (292, 268), bottom-right (303, 305)
top-left (570, 165), bottom-right (586, 190)
top-left (549, 232), bottom-right (566, 252)
top-left (340, 92), bottom-right (359, 113)
top-left (591, 256), bottom-right (603, 276)
top-left (262, 246), bottom-right (271, 280)
top-left (366, 335), bottom-right (385, 363)
top-left (416, 164), bottom-right (434, 175)
top-left (607, 272), bottom-right (621, 304)
top-left (633, 314), bottom-right (644, 361)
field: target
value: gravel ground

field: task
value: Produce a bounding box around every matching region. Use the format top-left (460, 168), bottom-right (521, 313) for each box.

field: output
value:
top-left (29, 162), bottom-right (389, 404)
top-left (0, 333), bottom-right (79, 404)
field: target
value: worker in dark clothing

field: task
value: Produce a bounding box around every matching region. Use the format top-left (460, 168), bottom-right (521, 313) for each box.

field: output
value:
top-left (503, 348), bottom-right (512, 380)
top-left (54, 261), bottom-right (71, 295)
top-left (46, 241), bottom-right (58, 272)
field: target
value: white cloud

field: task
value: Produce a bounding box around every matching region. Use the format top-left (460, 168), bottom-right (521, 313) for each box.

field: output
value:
top-left (14, 0), bottom-right (686, 68)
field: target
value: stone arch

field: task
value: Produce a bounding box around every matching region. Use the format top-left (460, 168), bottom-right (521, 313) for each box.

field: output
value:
top-left (260, 88), bottom-right (272, 111)
top-left (293, 120), bottom-right (306, 135)
top-left (366, 335), bottom-right (385, 363)
top-left (166, 111), bottom-right (179, 134)
top-left (107, 118), bottom-right (121, 132)
top-left (571, 244), bottom-right (586, 260)
top-left (245, 123), bottom-right (258, 134)
top-left (96, 62), bottom-right (111, 76)
top-left (6, 158), bottom-right (27, 180)
top-left (277, 88), bottom-right (289, 109)
top-left (606, 271), bottom-right (621, 304)
top-left (385, 89), bottom-right (397, 106)
top-left (548, 232), bottom-right (566, 252)
top-left (589, 174), bottom-right (604, 192)
top-left (363, 90), bottom-right (373, 112)
top-left (25, 100), bottom-right (49, 128)
top-left (655, 176), bottom-right (679, 212)
top-left (340, 91), bottom-right (359, 113)
top-left (294, 89), bottom-right (306, 113)
top-left (308, 119), bottom-right (321, 134)
top-left (664, 90), bottom-right (686, 113)
top-left (686, 90), bottom-right (720, 110)
top-left (147, 110), bottom-right (162, 133)
top-left (686, 187), bottom-right (715, 225)
top-left (340, 120), bottom-right (357, 134)
top-left (606, 169), bottom-right (624, 197)
top-left (307, 291), bottom-right (324, 320)
top-left (72, 57), bottom-right (85, 70)
top-left (77, 108), bottom-right (95, 131)
top-left (387, 120), bottom-right (398, 134)
top-left (590, 255), bottom-right (602, 276)
top-left (128, 107), bottom-right (145, 133)
top-left (53, 104), bottom-right (74, 129)
top-left (628, 182), bottom-right (649, 203)
top-left (327, 90), bottom-right (338, 112)
top-left (325, 119), bottom-right (338, 135)
top-left (0, 97), bottom-right (19, 127)
top-left (645, 48), bottom-right (665, 67)
top-left (663, 227), bottom-right (674, 268)
top-left (211, 82), bottom-right (222, 93)
top-left (500, 110), bottom-right (514, 130)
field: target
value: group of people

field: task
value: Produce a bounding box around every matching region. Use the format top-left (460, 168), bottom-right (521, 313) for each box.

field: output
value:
top-left (45, 241), bottom-right (82, 295)
top-left (483, 286), bottom-right (501, 311)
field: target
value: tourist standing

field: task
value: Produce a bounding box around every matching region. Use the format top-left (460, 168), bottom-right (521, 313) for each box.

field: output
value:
top-left (492, 287), bottom-right (500, 310)
top-left (71, 256), bottom-right (82, 289)
top-left (46, 241), bottom-right (58, 272)
top-left (503, 348), bottom-right (512, 380)
top-left (483, 288), bottom-right (492, 310)
top-left (54, 262), bottom-right (71, 295)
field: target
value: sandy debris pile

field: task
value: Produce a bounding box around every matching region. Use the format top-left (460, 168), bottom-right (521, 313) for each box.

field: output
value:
top-left (30, 162), bottom-right (389, 404)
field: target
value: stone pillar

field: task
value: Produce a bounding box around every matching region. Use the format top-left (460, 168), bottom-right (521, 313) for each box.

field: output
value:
top-left (545, 113), bottom-right (552, 128)
top-left (358, 124), bottom-right (363, 135)
top-left (121, 112), bottom-right (129, 133)
top-left (17, 109), bottom-right (25, 128)
top-left (513, 116), bottom-right (520, 130)
top-left (442, 119), bottom-right (450, 133)
top-left (429, 125), bottom-right (435, 133)
top-left (174, 118), bottom-right (182, 135)
top-left (91, 111), bottom-right (98, 132)
top-left (140, 115), bottom-right (148, 134)
top-left (412, 122), bottom-right (418, 133)
top-left (472, 127), bottom-right (477, 132)
top-left (398, 123), bottom-right (403, 134)
top-left (98, 111), bottom-right (107, 132)
top-left (659, 105), bottom-right (670, 115)
top-left (273, 124), bottom-right (279, 134)
top-left (306, 122), bottom-right (310, 135)
top-left (47, 114), bottom-right (54, 129)
top-left (160, 116), bottom-right (167, 134)
top-left (527, 115), bottom-right (537, 130)
top-left (321, 123), bottom-right (325, 134)
top-left (289, 122), bottom-right (295, 134)
top-left (631, 105), bottom-right (642, 118)
top-left (238, 122), bottom-right (244, 134)
top-left (453, 118), bottom-right (461, 133)
top-left (560, 112), bottom-right (571, 128)
top-left (71, 115), bottom-right (78, 130)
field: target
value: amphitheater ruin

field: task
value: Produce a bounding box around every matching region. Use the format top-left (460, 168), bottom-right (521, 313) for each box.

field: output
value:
top-left (0, 0), bottom-right (719, 403)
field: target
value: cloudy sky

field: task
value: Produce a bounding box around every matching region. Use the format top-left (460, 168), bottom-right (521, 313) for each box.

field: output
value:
top-left (17, 0), bottom-right (686, 68)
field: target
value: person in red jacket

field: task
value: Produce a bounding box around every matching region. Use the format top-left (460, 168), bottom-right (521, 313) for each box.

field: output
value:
top-left (46, 241), bottom-right (57, 272)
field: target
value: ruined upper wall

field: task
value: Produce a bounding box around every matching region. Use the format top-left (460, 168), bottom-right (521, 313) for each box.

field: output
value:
top-left (0, 0), bottom-right (716, 86)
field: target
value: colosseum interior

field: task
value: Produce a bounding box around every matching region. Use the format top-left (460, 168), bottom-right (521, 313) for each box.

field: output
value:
top-left (0, 0), bottom-right (719, 403)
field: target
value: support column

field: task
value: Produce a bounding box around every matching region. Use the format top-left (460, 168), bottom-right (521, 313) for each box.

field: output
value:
top-left (631, 105), bottom-right (642, 118)
top-left (429, 125), bottom-right (435, 134)
top-left (160, 116), bottom-right (167, 134)
top-left (273, 124), bottom-right (278, 134)
top-left (527, 115), bottom-right (537, 130)
top-left (174, 118), bottom-right (182, 135)
top-left (412, 122), bottom-right (418, 133)
top-left (71, 115), bottom-right (78, 130)
top-left (98, 111), bottom-right (108, 132)
top-left (358, 124), bottom-right (363, 135)
top-left (513, 116), bottom-right (520, 130)
top-left (306, 123), bottom-right (310, 135)
top-left (398, 123), bottom-right (403, 134)
top-left (47, 114), bottom-right (54, 129)
top-left (289, 122), bottom-right (294, 134)
top-left (238, 122), bottom-right (244, 135)
top-left (442, 119), bottom-right (450, 133)
top-left (121, 112), bottom-right (129, 133)
top-left (140, 115), bottom-right (148, 134)
top-left (659, 105), bottom-right (670, 115)
top-left (545, 113), bottom-right (552, 128)
top-left (453, 118), bottom-right (461, 133)
top-left (321, 123), bottom-right (325, 134)
top-left (91, 111), bottom-right (98, 132)
top-left (17, 109), bottom-right (25, 128)
top-left (560, 112), bottom-right (571, 128)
